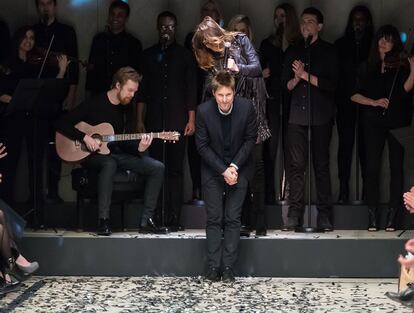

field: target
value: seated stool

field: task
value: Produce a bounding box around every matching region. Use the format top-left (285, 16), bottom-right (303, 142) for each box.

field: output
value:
top-left (71, 167), bottom-right (144, 230)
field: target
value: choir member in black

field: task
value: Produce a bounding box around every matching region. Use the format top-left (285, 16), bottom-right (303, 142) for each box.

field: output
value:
top-left (259, 3), bottom-right (300, 204)
top-left (193, 16), bottom-right (270, 236)
top-left (86, 0), bottom-right (142, 96)
top-left (351, 25), bottom-right (414, 231)
top-left (0, 20), bottom-right (10, 65)
top-left (183, 0), bottom-right (223, 205)
top-left (32, 0), bottom-right (79, 205)
top-left (137, 11), bottom-right (197, 231)
top-left (56, 67), bottom-right (166, 236)
top-left (0, 26), bottom-right (68, 209)
top-left (335, 5), bottom-right (374, 203)
top-left (282, 7), bottom-right (338, 231)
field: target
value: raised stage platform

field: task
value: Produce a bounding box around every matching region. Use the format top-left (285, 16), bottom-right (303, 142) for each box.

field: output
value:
top-left (19, 229), bottom-right (409, 278)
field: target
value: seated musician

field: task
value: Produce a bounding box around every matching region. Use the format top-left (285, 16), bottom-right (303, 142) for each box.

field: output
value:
top-left (55, 67), bottom-right (167, 236)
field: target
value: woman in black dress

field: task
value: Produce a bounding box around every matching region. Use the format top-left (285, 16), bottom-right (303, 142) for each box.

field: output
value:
top-left (351, 25), bottom-right (414, 231)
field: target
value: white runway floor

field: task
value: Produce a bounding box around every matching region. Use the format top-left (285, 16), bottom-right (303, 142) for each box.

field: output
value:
top-left (0, 277), bottom-right (411, 313)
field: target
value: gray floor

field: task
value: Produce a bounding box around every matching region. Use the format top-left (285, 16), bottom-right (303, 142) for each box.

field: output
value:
top-left (0, 277), bottom-right (411, 312)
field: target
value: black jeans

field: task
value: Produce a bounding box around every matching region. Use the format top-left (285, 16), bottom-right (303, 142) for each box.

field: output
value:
top-left (187, 134), bottom-right (201, 196)
top-left (287, 123), bottom-right (333, 218)
top-left (336, 97), bottom-right (366, 188)
top-left (204, 175), bottom-right (248, 269)
top-left (363, 119), bottom-right (407, 209)
top-left (82, 153), bottom-right (165, 220)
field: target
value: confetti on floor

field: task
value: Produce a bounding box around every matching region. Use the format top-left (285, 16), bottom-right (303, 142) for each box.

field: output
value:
top-left (0, 277), bottom-right (411, 313)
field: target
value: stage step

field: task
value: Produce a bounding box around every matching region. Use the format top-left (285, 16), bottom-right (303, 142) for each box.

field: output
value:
top-left (25, 202), bottom-right (414, 230)
top-left (20, 230), bottom-right (408, 278)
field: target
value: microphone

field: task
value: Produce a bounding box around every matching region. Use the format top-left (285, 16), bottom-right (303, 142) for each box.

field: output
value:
top-left (223, 41), bottom-right (231, 69)
top-left (304, 35), bottom-right (313, 48)
top-left (160, 34), bottom-right (170, 50)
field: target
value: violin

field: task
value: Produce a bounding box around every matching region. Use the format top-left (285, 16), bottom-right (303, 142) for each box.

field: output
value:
top-left (384, 50), bottom-right (413, 69)
top-left (27, 47), bottom-right (88, 68)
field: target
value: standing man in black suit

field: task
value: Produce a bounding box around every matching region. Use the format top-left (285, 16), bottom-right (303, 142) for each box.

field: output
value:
top-left (196, 71), bottom-right (257, 282)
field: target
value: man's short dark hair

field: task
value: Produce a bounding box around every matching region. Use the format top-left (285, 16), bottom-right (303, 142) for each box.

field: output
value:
top-left (211, 71), bottom-right (235, 92)
top-left (35, 0), bottom-right (57, 7)
top-left (302, 7), bottom-right (324, 24)
top-left (157, 11), bottom-right (177, 25)
top-left (110, 0), bottom-right (130, 17)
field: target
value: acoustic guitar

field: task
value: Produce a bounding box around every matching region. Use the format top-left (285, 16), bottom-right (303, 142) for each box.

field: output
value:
top-left (55, 121), bottom-right (180, 162)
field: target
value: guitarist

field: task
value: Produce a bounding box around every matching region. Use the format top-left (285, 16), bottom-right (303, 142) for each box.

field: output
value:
top-left (55, 67), bottom-right (167, 236)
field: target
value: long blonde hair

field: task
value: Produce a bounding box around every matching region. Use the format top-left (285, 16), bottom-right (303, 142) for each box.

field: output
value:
top-left (192, 16), bottom-right (236, 70)
top-left (227, 14), bottom-right (253, 42)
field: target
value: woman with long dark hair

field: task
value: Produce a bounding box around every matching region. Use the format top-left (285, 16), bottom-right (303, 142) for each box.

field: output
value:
top-left (259, 3), bottom-right (300, 204)
top-left (0, 25), bottom-right (68, 208)
top-left (351, 25), bottom-right (414, 231)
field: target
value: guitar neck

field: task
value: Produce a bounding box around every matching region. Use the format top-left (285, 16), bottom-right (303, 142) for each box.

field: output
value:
top-left (102, 133), bottom-right (163, 143)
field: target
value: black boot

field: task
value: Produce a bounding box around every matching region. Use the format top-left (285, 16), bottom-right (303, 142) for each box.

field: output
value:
top-left (97, 218), bottom-right (111, 236)
top-left (367, 208), bottom-right (378, 231)
top-left (385, 208), bottom-right (398, 232)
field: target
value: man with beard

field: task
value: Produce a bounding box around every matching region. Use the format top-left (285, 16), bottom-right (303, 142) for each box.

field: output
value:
top-left (56, 67), bottom-right (166, 236)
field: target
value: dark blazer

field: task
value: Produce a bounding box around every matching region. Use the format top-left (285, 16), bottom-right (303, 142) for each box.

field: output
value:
top-left (195, 96), bottom-right (257, 184)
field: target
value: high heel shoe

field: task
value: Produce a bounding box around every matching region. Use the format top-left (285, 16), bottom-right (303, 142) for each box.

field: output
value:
top-left (385, 208), bottom-right (398, 232)
top-left (368, 208), bottom-right (378, 231)
top-left (0, 275), bottom-right (20, 295)
top-left (16, 261), bottom-right (39, 276)
top-left (7, 258), bottom-right (26, 281)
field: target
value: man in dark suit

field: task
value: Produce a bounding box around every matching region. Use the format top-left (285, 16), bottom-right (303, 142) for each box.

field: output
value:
top-left (196, 71), bottom-right (257, 282)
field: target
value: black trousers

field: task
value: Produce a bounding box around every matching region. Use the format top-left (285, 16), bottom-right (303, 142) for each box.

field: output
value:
top-left (82, 153), bottom-right (165, 220)
top-left (263, 97), bottom-right (290, 199)
top-left (241, 144), bottom-right (265, 229)
top-left (336, 97), bottom-right (366, 188)
top-left (187, 134), bottom-right (201, 196)
top-left (363, 119), bottom-right (408, 209)
top-left (149, 137), bottom-right (186, 223)
top-left (204, 175), bottom-right (248, 269)
top-left (287, 123), bottom-right (333, 217)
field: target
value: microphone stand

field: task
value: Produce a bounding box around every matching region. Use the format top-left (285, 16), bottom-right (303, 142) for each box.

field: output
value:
top-left (352, 36), bottom-right (363, 205)
top-left (296, 38), bottom-right (324, 233)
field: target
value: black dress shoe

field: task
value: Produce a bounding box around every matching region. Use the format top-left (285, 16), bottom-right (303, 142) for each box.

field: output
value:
top-left (139, 218), bottom-right (169, 234)
top-left (317, 215), bottom-right (333, 232)
top-left (240, 225), bottom-right (251, 237)
top-left (385, 208), bottom-right (398, 232)
top-left (256, 228), bottom-right (267, 236)
top-left (282, 217), bottom-right (300, 231)
top-left (222, 266), bottom-right (235, 282)
top-left (367, 208), bottom-right (378, 231)
top-left (97, 218), bottom-right (112, 236)
top-left (168, 215), bottom-right (185, 232)
top-left (205, 267), bottom-right (221, 282)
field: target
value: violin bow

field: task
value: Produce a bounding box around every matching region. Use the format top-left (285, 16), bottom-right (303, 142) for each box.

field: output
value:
top-left (37, 33), bottom-right (55, 79)
top-left (383, 28), bottom-right (412, 115)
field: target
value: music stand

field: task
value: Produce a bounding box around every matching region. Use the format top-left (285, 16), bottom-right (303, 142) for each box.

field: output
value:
top-left (7, 78), bottom-right (67, 228)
